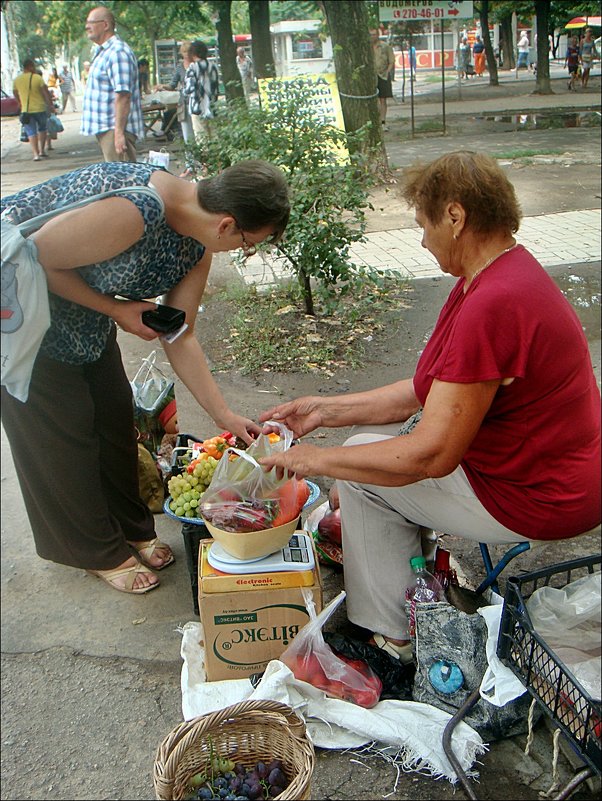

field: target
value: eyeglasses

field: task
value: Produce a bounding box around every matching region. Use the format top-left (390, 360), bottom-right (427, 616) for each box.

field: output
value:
top-left (234, 223), bottom-right (257, 257)
top-left (86, 19), bottom-right (106, 25)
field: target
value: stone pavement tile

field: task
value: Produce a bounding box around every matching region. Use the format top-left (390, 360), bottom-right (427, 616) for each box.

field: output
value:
top-left (237, 207), bottom-right (600, 285)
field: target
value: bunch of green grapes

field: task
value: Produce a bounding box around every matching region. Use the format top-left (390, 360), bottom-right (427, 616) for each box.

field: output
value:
top-left (167, 456), bottom-right (218, 518)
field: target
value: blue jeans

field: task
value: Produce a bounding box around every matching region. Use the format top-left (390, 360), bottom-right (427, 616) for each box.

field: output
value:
top-left (23, 111), bottom-right (48, 138)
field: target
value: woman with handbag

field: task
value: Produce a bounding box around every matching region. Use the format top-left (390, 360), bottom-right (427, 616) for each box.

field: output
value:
top-left (13, 58), bottom-right (54, 161)
top-left (1, 159), bottom-right (290, 595)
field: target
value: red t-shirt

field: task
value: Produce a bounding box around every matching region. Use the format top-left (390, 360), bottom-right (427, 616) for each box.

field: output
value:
top-left (413, 246), bottom-right (601, 539)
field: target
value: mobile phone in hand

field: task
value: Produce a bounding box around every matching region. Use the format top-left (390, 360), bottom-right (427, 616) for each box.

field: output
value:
top-left (141, 304), bottom-right (186, 334)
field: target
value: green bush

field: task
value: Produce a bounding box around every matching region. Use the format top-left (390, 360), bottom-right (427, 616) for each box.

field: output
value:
top-left (186, 78), bottom-right (383, 315)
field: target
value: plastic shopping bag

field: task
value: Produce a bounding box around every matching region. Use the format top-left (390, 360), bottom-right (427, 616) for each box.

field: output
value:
top-left (130, 351), bottom-right (177, 457)
top-left (280, 589), bottom-right (383, 708)
top-left (200, 422), bottom-right (310, 532)
top-left (1, 217), bottom-right (51, 402)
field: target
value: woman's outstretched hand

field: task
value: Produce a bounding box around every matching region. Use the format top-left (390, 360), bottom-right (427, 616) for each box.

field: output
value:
top-left (219, 412), bottom-right (262, 446)
top-left (258, 396), bottom-right (322, 439)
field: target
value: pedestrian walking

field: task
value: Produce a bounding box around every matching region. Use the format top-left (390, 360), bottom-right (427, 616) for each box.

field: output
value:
top-left (58, 65), bottom-right (77, 112)
top-left (13, 58), bottom-right (54, 161)
top-left (81, 7), bottom-right (143, 162)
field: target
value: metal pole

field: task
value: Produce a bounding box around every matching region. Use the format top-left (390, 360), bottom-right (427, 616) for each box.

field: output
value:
top-left (401, 42), bottom-right (406, 103)
top-left (409, 29), bottom-right (415, 138)
top-left (441, 21), bottom-right (446, 135)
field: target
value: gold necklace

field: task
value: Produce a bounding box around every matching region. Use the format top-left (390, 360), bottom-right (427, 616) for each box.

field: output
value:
top-left (467, 243), bottom-right (517, 288)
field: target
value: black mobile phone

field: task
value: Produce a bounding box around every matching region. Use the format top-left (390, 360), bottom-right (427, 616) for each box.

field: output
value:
top-left (141, 304), bottom-right (186, 334)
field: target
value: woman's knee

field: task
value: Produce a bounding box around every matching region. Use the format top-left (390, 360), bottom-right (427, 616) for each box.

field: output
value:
top-left (344, 422), bottom-right (402, 446)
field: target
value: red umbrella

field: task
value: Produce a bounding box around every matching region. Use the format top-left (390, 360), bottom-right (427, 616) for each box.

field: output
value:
top-left (565, 16), bottom-right (602, 29)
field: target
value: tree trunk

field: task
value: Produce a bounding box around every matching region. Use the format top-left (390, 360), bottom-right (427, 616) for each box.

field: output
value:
top-left (534, 0), bottom-right (552, 94)
top-left (500, 17), bottom-right (514, 70)
top-left (322, 0), bottom-right (386, 169)
top-left (478, 1), bottom-right (498, 86)
top-left (212, 0), bottom-right (244, 101)
top-left (248, 0), bottom-right (275, 79)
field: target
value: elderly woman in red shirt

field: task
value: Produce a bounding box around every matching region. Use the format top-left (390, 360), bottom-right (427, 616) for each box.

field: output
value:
top-left (258, 151), bottom-right (601, 664)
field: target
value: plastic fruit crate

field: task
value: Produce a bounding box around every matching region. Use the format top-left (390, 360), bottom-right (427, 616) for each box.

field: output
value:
top-left (497, 554), bottom-right (601, 774)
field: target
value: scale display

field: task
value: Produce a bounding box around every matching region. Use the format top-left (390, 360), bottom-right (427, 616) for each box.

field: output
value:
top-left (207, 533), bottom-right (316, 574)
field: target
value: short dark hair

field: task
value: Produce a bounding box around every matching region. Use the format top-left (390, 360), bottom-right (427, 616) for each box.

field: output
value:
top-left (23, 58), bottom-right (36, 69)
top-left (401, 151), bottom-right (522, 235)
top-left (197, 160), bottom-right (290, 242)
top-left (190, 40), bottom-right (209, 60)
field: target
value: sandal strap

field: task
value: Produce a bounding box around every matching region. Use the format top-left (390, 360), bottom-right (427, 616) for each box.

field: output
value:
top-left (129, 537), bottom-right (169, 561)
top-left (89, 562), bottom-right (155, 591)
top-left (372, 633), bottom-right (414, 664)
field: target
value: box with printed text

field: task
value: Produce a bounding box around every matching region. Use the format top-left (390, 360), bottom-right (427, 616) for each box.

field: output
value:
top-left (198, 536), bottom-right (323, 681)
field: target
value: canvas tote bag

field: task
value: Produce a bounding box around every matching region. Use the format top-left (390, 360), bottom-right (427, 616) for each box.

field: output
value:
top-left (1, 185), bottom-right (164, 403)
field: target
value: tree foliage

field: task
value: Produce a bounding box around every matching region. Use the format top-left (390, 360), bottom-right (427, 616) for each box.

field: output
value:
top-left (187, 79), bottom-right (378, 316)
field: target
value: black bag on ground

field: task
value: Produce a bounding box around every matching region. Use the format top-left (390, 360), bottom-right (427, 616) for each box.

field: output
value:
top-left (323, 631), bottom-right (415, 701)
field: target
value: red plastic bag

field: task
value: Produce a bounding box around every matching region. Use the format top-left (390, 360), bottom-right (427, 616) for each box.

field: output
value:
top-left (280, 590), bottom-right (382, 708)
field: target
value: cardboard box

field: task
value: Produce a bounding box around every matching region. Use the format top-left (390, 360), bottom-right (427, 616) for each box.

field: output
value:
top-left (198, 536), bottom-right (323, 681)
top-left (199, 539), bottom-right (316, 593)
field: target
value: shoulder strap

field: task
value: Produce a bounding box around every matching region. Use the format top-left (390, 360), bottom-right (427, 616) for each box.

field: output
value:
top-left (25, 73), bottom-right (33, 113)
top-left (17, 184), bottom-right (165, 237)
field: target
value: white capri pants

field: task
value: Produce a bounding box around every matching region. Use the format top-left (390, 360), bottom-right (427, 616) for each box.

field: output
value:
top-left (338, 424), bottom-right (532, 640)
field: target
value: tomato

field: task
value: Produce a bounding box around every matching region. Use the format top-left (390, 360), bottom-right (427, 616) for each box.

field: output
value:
top-left (271, 479), bottom-right (310, 527)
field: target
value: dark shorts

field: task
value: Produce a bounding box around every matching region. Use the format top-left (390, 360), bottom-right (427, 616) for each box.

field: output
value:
top-left (377, 76), bottom-right (393, 99)
top-left (568, 64), bottom-right (578, 74)
top-left (23, 111), bottom-right (48, 137)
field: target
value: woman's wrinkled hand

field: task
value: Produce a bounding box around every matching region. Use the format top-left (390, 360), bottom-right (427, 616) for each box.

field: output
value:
top-left (258, 397), bottom-right (322, 439)
top-left (259, 443), bottom-right (320, 481)
top-left (112, 300), bottom-right (160, 341)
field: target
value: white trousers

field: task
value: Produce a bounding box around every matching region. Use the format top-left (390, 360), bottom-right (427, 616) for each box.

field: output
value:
top-left (338, 424), bottom-right (531, 639)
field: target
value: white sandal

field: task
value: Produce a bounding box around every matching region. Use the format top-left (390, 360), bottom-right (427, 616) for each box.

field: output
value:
top-left (371, 633), bottom-right (414, 665)
top-left (86, 562), bottom-right (160, 594)
top-left (127, 537), bottom-right (175, 570)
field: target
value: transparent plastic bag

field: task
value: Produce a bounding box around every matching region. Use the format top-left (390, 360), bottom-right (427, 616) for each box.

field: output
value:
top-left (280, 589), bottom-right (383, 708)
top-left (199, 421), bottom-right (310, 532)
top-left (130, 351), bottom-right (176, 456)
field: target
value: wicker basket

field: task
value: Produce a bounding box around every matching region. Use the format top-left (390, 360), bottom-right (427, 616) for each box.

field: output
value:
top-left (153, 700), bottom-right (315, 800)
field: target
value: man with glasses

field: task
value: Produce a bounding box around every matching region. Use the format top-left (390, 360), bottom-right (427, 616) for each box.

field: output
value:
top-left (81, 7), bottom-right (143, 161)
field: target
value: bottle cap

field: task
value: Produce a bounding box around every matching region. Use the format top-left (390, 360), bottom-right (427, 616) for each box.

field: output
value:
top-left (410, 556), bottom-right (426, 570)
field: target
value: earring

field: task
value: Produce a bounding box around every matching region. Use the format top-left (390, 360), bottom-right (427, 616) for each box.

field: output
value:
top-left (453, 234), bottom-right (458, 240)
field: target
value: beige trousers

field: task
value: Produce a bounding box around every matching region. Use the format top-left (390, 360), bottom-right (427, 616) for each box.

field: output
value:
top-left (338, 424), bottom-right (531, 640)
top-left (96, 130), bottom-right (138, 162)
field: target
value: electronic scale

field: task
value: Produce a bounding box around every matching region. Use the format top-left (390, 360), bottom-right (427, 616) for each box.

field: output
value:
top-left (207, 533), bottom-right (315, 574)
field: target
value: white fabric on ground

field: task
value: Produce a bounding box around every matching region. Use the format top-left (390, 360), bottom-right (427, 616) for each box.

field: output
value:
top-left (179, 621), bottom-right (487, 783)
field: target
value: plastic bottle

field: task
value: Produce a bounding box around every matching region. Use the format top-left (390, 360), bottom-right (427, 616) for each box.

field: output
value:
top-left (432, 547), bottom-right (458, 592)
top-left (405, 555), bottom-right (446, 637)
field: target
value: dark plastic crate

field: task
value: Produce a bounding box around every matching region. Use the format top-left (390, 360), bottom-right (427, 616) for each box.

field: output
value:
top-left (181, 521), bottom-right (210, 616)
top-left (169, 432), bottom-right (203, 478)
top-left (497, 554), bottom-right (601, 775)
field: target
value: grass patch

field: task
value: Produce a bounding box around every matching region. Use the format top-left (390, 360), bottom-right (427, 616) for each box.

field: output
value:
top-left (208, 277), bottom-right (411, 375)
top-left (495, 148), bottom-right (564, 159)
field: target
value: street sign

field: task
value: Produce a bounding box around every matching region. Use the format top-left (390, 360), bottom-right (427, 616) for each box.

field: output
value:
top-left (379, 1), bottom-right (474, 22)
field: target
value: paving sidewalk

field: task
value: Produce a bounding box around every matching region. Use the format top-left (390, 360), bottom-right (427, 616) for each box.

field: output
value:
top-left (241, 208), bottom-right (601, 286)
